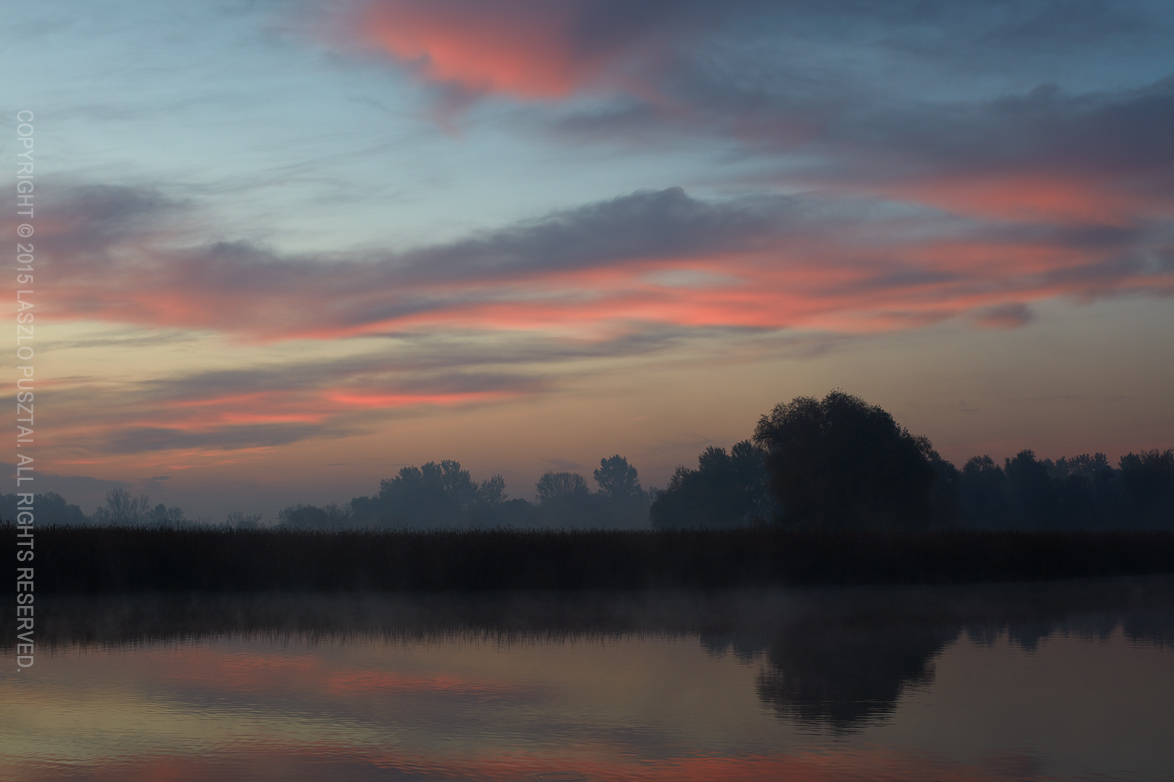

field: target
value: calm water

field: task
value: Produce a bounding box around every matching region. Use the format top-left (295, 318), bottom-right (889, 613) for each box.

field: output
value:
top-left (3, 580), bottom-right (1173, 781)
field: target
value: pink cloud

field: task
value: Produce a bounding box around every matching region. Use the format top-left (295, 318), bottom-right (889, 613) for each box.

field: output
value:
top-left (34, 192), bottom-right (1172, 341)
top-left (349, 0), bottom-right (652, 100)
top-left (876, 172), bottom-right (1174, 226)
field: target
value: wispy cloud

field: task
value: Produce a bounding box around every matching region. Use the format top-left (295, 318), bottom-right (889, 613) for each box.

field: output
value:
top-left (36, 182), bottom-right (1173, 345)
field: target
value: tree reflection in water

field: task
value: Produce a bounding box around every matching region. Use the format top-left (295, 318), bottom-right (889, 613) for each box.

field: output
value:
top-left (7, 577), bottom-right (1173, 734)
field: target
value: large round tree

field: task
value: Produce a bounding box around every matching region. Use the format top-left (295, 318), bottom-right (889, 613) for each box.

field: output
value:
top-left (752, 390), bottom-right (937, 528)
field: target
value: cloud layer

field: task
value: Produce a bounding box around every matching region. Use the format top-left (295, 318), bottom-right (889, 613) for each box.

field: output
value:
top-left (12, 0), bottom-right (1173, 478)
top-left (37, 182), bottom-right (1174, 346)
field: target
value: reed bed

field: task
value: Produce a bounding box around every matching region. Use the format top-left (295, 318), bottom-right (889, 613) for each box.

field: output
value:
top-left (8, 525), bottom-right (1174, 593)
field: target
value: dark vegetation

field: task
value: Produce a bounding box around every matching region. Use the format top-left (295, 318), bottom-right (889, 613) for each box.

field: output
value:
top-left (1, 455), bottom-right (652, 531)
top-left (7, 523), bottom-right (1174, 593)
top-left (4, 578), bottom-right (1172, 732)
top-left (649, 440), bottom-right (776, 528)
top-left (650, 390), bottom-right (1174, 532)
top-left (4, 391), bottom-right (1170, 533)
top-left (5, 390), bottom-right (1173, 592)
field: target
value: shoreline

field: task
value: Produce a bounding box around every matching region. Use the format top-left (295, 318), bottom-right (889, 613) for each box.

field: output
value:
top-left (5, 574), bottom-right (1173, 651)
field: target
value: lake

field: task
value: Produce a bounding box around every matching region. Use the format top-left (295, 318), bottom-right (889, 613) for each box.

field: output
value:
top-left (3, 578), bottom-right (1173, 781)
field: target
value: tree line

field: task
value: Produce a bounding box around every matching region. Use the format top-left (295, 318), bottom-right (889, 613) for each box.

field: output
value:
top-left (651, 390), bottom-right (1173, 531)
top-left (0, 455), bottom-right (652, 531)
top-left (287, 454), bottom-right (651, 530)
top-left (3, 390), bottom-right (1171, 530)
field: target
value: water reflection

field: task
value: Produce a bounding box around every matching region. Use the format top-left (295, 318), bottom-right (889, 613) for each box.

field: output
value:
top-left (707, 577), bottom-right (1174, 733)
top-left (747, 612), bottom-right (954, 730)
top-left (3, 578), bottom-right (1173, 781)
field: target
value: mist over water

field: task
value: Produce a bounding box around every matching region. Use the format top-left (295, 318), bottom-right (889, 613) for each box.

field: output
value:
top-left (4, 578), bottom-right (1173, 781)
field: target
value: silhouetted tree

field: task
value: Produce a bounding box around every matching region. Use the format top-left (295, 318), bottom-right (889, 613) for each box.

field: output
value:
top-left (593, 455), bottom-right (642, 502)
top-left (149, 503), bottom-right (189, 527)
top-left (467, 474), bottom-right (521, 528)
top-left (958, 455), bottom-right (1011, 528)
top-left (92, 488), bottom-right (152, 526)
top-left (650, 440), bottom-right (772, 529)
top-left (1053, 453), bottom-right (1114, 484)
top-left (924, 442), bottom-right (961, 524)
top-left (1119, 449), bottom-right (1174, 528)
top-left (589, 455), bottom-right (651, 528)
top-left (950, 448), bottom-right (1174, 530)
top-left (534, 471), bottom-right (601, 527)
top-left (479, 497), bottom-right (543, 528)
top-left (224, 511), bottom-right (262, 529)
top-left (475, 475), bottom-right (508, 508)
top-left (1004, 450), bottom-right (1058, 529)
top-left (0, 491), bottom-right (90, 526)
top-left (535, 471), bottom-right (590, 503)
top-left (344, 461), bottom-right (518, 529)
top-left (1045, 453), bottom-right (1115, 529)
top-left (278, 503), bottom-right (349, 530)
top-left (752, 390), bottom-right (937, 529)
top-left (374, 460), bottom-right (479, 528)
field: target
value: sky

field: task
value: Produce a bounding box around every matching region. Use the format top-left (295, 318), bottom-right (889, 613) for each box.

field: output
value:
top-left (3, 0), bottom-right (1173, 521)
